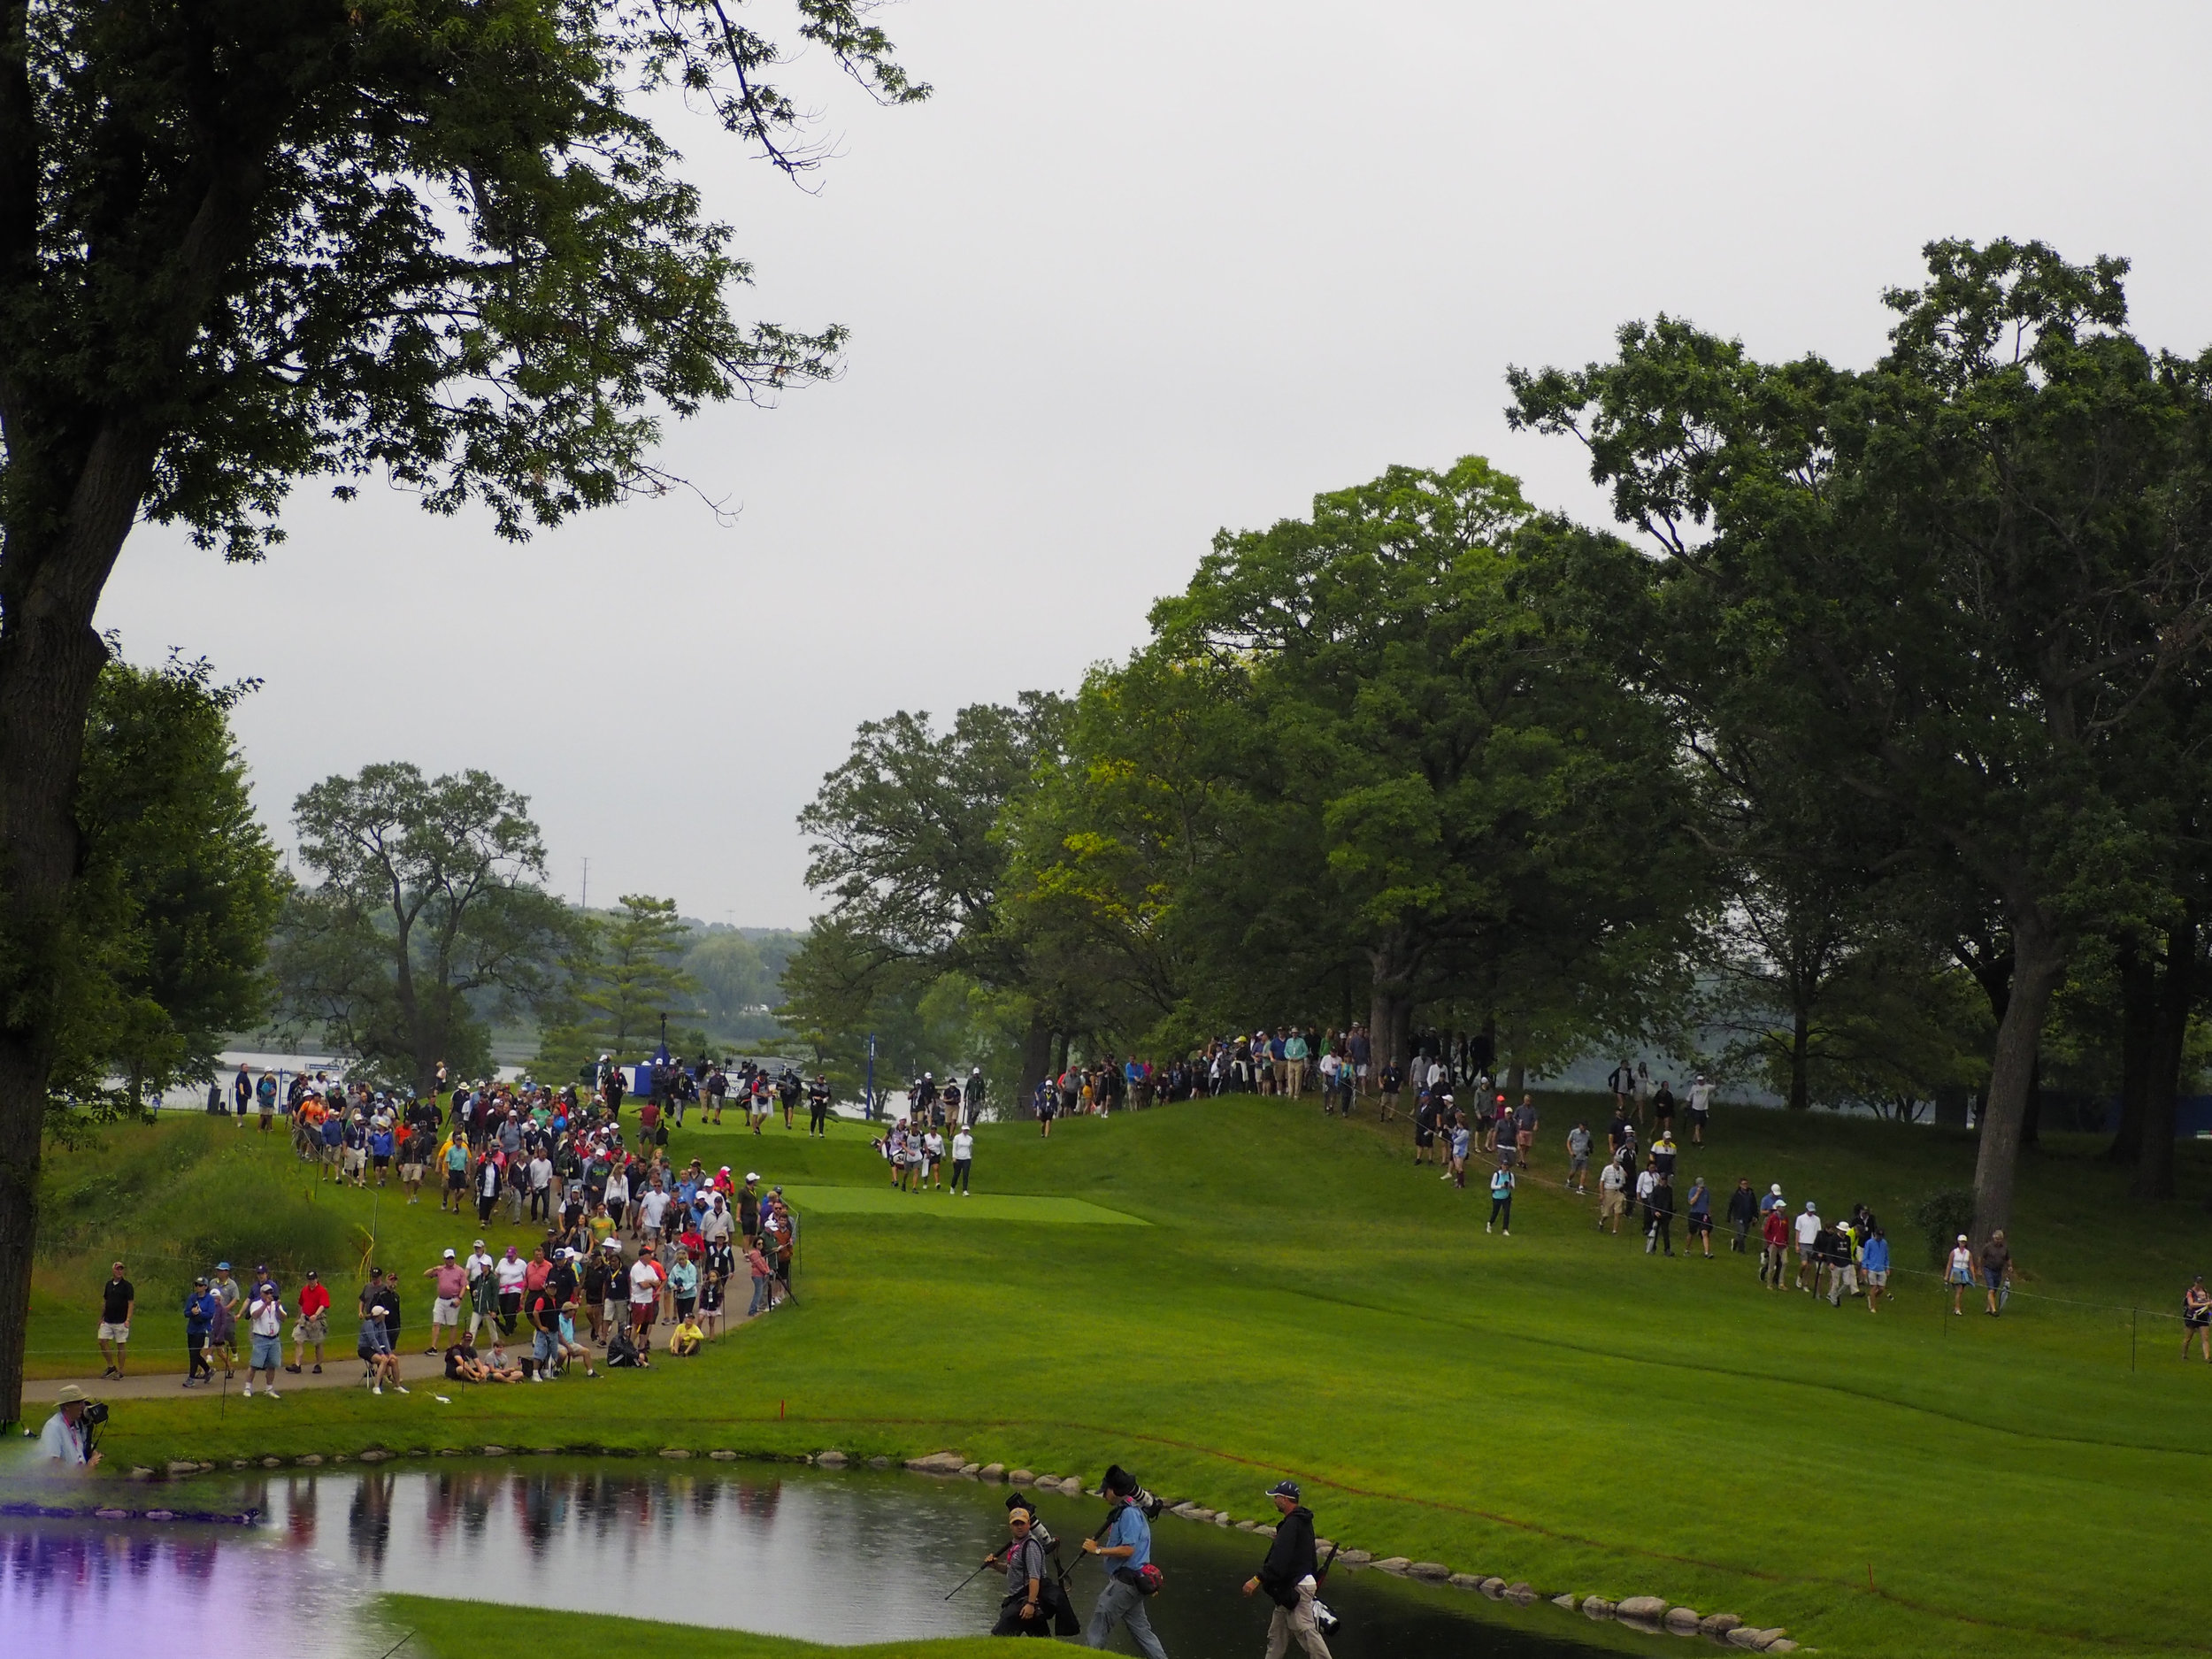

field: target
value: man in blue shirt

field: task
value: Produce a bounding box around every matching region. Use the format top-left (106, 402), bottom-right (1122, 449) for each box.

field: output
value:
top-left (1082, 1466), bottom-right (1168, 1659)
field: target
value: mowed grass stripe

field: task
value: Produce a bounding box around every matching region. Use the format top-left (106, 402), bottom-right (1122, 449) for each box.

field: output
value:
top-left (782, 1184), bottom-right (1144, 1224)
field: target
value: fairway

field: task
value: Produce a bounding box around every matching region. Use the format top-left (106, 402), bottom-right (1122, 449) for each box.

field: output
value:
top-left (783, 1183), bottom-right (1144, 1224)
top-left (35, 1098), bottom-right (2212, 1659)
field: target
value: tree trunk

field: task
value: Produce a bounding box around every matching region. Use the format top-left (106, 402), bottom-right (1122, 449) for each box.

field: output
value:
top-left (1504, 1060), bottom-right (1525, 1102)
top-left (0, 509), bottom-right (143, 1426)
top-left (1368, 931), bottom-right (1420, 1072)
top-left (2134, 919), bottom-right (2197, 1202)
top-left (1970, 914), bottom-right (2066, 1244)
top-left (1015, 1015), bottom-right (1053, 1121)
top-left (1786, 1005), bottom-right (1810, 1110)
top-left (2108, 939), bottom-right (2156, 1164)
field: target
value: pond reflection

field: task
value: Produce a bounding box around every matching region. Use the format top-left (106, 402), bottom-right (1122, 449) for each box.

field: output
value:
top-left (3, 1463), bottom-right (1624, 1658)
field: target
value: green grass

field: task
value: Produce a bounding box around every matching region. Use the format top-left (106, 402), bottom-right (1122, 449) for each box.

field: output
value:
top-left (37, 1097), bottom-right (2212, 1658)
top-left (386, 1596), bottom-right (1009, 1659)
top-left (780, 1183), bottom-right (1143, 1223)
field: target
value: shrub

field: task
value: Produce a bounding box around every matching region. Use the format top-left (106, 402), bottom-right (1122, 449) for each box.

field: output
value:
top-left (1909, 1187), bottom-right (1977, 1267)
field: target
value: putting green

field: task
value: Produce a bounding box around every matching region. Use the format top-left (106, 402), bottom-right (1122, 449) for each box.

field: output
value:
top-left (780, 1183), bottom-right (1145, 1225)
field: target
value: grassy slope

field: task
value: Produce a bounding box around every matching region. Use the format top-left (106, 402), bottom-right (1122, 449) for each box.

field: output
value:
top-left (39, 1098), bottom-right (2212, 1659)
top-left (386, 1595), bottom-right (1010, 1659)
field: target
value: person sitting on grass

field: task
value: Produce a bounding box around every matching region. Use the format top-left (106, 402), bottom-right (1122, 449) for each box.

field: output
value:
top-left (444, 1334), bottom-right (489, 1383)
top-left (357, 1269), bottom-right (408, 1395)
top-left (482, 1337), bottom-right (523, 1381)
top-left (605, 1320), bottom-right (649, 1369)
top-left (669, 1311), bottom-right (705, 1356)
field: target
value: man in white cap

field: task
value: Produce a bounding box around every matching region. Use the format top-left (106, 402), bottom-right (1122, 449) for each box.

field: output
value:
top-left (38, 1384), bottom-right (100, 1468)
top-left (1793, 1201), bottom-right (1823, 1293)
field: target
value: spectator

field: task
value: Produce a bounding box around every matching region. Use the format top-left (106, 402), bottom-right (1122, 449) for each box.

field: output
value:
top-left (96, 1261), bottom-right (133, 1381)
top-left (288, 1268), bottom-right (331, 1374)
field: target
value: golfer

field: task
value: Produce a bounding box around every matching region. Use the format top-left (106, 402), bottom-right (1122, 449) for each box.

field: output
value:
top-left (1946, 1233), bottom-right (1976, 1314)
top-left (1244, 1479), bottom-right (1331, 1659)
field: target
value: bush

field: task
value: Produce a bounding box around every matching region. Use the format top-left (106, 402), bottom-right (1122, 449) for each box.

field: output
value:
top-left (1909, 1187), bottom-right (1976, 1267)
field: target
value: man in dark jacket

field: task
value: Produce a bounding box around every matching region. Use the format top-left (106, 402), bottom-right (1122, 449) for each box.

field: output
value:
top-left (1725, 1178), bottom-right (1758, 1254)
top-left (1244, 1479), bottom-right (1332, 1658)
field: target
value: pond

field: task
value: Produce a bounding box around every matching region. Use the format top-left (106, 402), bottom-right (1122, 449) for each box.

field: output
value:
top-left (0, 1463), bottom-right (1631, 1657)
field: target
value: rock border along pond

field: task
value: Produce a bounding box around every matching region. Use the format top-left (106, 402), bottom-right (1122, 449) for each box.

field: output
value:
top-left (121, 1441), bottom-right (1806, 1652)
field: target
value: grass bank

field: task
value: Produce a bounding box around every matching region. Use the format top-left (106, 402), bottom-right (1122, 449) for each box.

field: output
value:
top-left (34, 1097), bottom-right (2212, 1658)
top-left (385, 1594), bottom-right (1010, 1659)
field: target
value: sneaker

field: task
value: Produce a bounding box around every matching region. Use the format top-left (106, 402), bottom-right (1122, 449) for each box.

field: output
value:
top-left (1486, 1222), bottom-right (1492, 1233)
top-left (242, 1383), bottom-right (252, 1397)
top-left (373, 1384), bottom-right (382, 1394)
top-left (396, 1385), bottom-right (410, 1394)
top-left (285, 1364), bottom-right (302, 1374)
top-left (101, 1366), bottom-right (117, 1379)
top-left (265, 1388), bottom-right (280, 1399)
top-left (1503, 1230), bottom-right (1510, 1236)
top-left (311, 1363), bottom-right (322, 1374)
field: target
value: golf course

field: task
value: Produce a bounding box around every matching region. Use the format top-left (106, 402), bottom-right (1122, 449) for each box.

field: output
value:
top-left (23, 1094), bottom-right (2212, 1659)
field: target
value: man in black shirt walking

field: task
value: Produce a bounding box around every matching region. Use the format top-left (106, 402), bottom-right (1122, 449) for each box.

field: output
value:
top-left (1245, 1479), bottom-right (1332, 1659)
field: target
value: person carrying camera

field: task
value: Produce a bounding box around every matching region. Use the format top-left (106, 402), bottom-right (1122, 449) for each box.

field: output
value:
top-left (1083, 1465), bottom-right (1169, 1659)
top-left (37, 1383), bottom-right (102, 1469)
top-left (987, 1502), bottom-right (1054, 1636)
top-left (1245, 1479), bottom-right (1332, 1659)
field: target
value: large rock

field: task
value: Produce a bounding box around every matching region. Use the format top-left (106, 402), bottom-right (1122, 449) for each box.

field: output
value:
top-left (1617, 1595), bottom-right (1669, 1620)
top-left (1698, 1615), bottom-right (1743, 1636)
top-left (1254, 1525), bottom-right (1277, 1538)
top-left (1729, 1628), bottom-right (1788, 1650)
top-left (815, 1450), bottom-right (849, 1467)
top-left (1448, 1573), bottom-right (1484, 1589)
top-left (260, 1457), bottom-right (282, 1469)
top-left (905, 1451), bottom-right (967, 1475)
top-left (1035, 1473), bottom-right (1063, 1489)
top-left (1408, 1562), bottom-right (1450, 1580)
top-left (710, 1450), bottom-right (739, 1462)
top-left (358, 1449), bottom-right (390, 1463)
top-left (978, 1463), bottom-right (1006, 1481)
top-left (1581, 1596), bottom-right (1616, 1618)
top-left (1060, 1477), bottom-right (1088, 1495)
top-left (659, 1448), bottom-right (692, 1460)
top-left (866, 1455), bottom-right (892, 1469)
top-left (1336, 1549), bottom-right (1372, 1567)
top-left (480, 1445), bottom-right (508, 1456)
top-left (959, 1463), bottom-right (981, 1478)
top-left (165, 1460), bottom-right (198, 1478)
top-left (1371, 1556), bottom-right (1412, 1574)
top-left (1551, 1594), bottom-right (1578, 1609)
top-left (1504, 1583), bottom-right (1537, 1604)
top-left (1664, 1607), bottom-right (1701, 1632)
top-left (1008, 1469), bottom-right (1036, 1486)
top-left (1479, 1577), bottom-right (1507, 1599)
top-left (296, 1455), bottom-right (324, 1467)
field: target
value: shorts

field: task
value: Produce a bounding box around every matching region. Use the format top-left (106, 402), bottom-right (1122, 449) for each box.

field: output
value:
top-left (604, 1301), bottom-right (628, 1327)
top-left (1414, 1128), bottom-right (1433, 1148)
top-left (400, 1164), bottom-right (423, 1182)
top-left (1356, 1064), bottom-right (1370, 1079)
top-left (1600, 1190), bottom-right (1624, 1217)
top-left (433, 1296), bottom-right (461, 1325)
top-left (1516, 1130), bottom-right (1532, 1148)
top-left (293, 1315), bottom-right (327, 1345)
top-left (1866, 1271), bottom-right (1889, 1288)
top-left (1687, 1215), bottom-right (1711, 1236)
top-left (250, 1333), bottom-right (282, 1370)
top-left (97, 1321), bottom-right (130, 1343)
top-left (447, 1169), bottom-right (468, 1190)
top-left (372, 1154), bottom-right (390, 1169)
top-left (1985, 1270), bottom-right (2007, 1290)
top-left (1570, 1155), bottom-right (1589, 1171)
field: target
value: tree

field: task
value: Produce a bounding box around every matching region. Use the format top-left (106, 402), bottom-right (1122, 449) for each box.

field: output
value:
top-left (795, 694), bottom-right (1072, 1101)
top-left (534, 894), bottom-right (699, 1076)
top-left (51, 654), bottom-right (281, 1118)
top-left (1509, 238), bottom-right (2212, 1240)
top-left (0, 0), bottom-right (924, 1421)
top-left (1128, 458), bottom-right (1699, 1071)
top-left (275, 764), bottom-right (573, 1092)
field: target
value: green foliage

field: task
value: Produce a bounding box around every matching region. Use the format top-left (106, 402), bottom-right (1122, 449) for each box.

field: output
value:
top-left (1910, 1187), bottom-right (1980, 1269)
top-left (47, 655), bottom-right (282, 1125)
top-left (683, 928), bottom-right (803, 1041)
top-left (535, 895), bottom-right (701, 1075)
top-left (274, 764), bottom-right (575, 1092)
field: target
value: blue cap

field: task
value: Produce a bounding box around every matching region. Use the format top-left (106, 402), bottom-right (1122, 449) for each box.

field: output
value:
top-left (1266, 1479), bottom-right (1301, 1502)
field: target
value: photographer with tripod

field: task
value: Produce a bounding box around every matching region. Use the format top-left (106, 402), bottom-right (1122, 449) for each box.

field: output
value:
top-left (37, 1383), bottom-right (106, 1470)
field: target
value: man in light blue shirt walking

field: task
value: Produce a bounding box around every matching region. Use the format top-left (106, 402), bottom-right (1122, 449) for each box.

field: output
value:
top-left (1084, 1465), bottom-right (1168, 1659)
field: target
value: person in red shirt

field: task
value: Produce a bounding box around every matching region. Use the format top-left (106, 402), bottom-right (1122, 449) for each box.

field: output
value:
top-left (287, 1268), bottom-right (333, 1375)
top-left (1759, 1205), bottom-right (1791, 1291)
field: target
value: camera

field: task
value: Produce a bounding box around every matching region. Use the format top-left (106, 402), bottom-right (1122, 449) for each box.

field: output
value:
top-left (82, 1401), bottom-right (109, 1426)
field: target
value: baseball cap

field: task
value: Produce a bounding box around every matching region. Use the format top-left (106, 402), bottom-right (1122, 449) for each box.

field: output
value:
top-left (1266, 1479), bottom-right (1302, 1502)
top-left (1770, 1184), bottom-right (1781, 1195)
top-left (1957, 1233), bottom-right (1970, 1243)
top-left (472, 1238), bottom-right (486, 1248)
top-left (746, 1171), bottom-right (758, 1182)
top-left (216, 1261), bottom-right (231, 1271)
top-left (443, 1248), bottom-right (457, 1258)
top-left (1804, 1202), bottom-right (1816, 1212)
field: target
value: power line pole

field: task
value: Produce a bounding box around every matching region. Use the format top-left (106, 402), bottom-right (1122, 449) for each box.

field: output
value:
top-left (580, 856), bottom-right (589, 912)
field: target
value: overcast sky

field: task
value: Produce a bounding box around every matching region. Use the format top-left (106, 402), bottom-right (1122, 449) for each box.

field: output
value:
top-left (92, 1), bottom-right (2212, 928)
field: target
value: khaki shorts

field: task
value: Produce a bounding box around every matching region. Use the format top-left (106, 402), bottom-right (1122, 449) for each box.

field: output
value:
top-left (97, 1321), bottom-right (131, 1343)
top-left (1600, 1189), bottom-right (1625, 1217)
top-left (400, 1163), bottom-right (424, 1182)
top-left (293, 1315), bottom-right (327, 1344)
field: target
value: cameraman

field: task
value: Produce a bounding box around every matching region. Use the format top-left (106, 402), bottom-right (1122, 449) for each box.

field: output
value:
top-left (1082, 1465), bottom-right (1169, 1659)
top-left (38, 1383), bottom-right (102, 1469)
